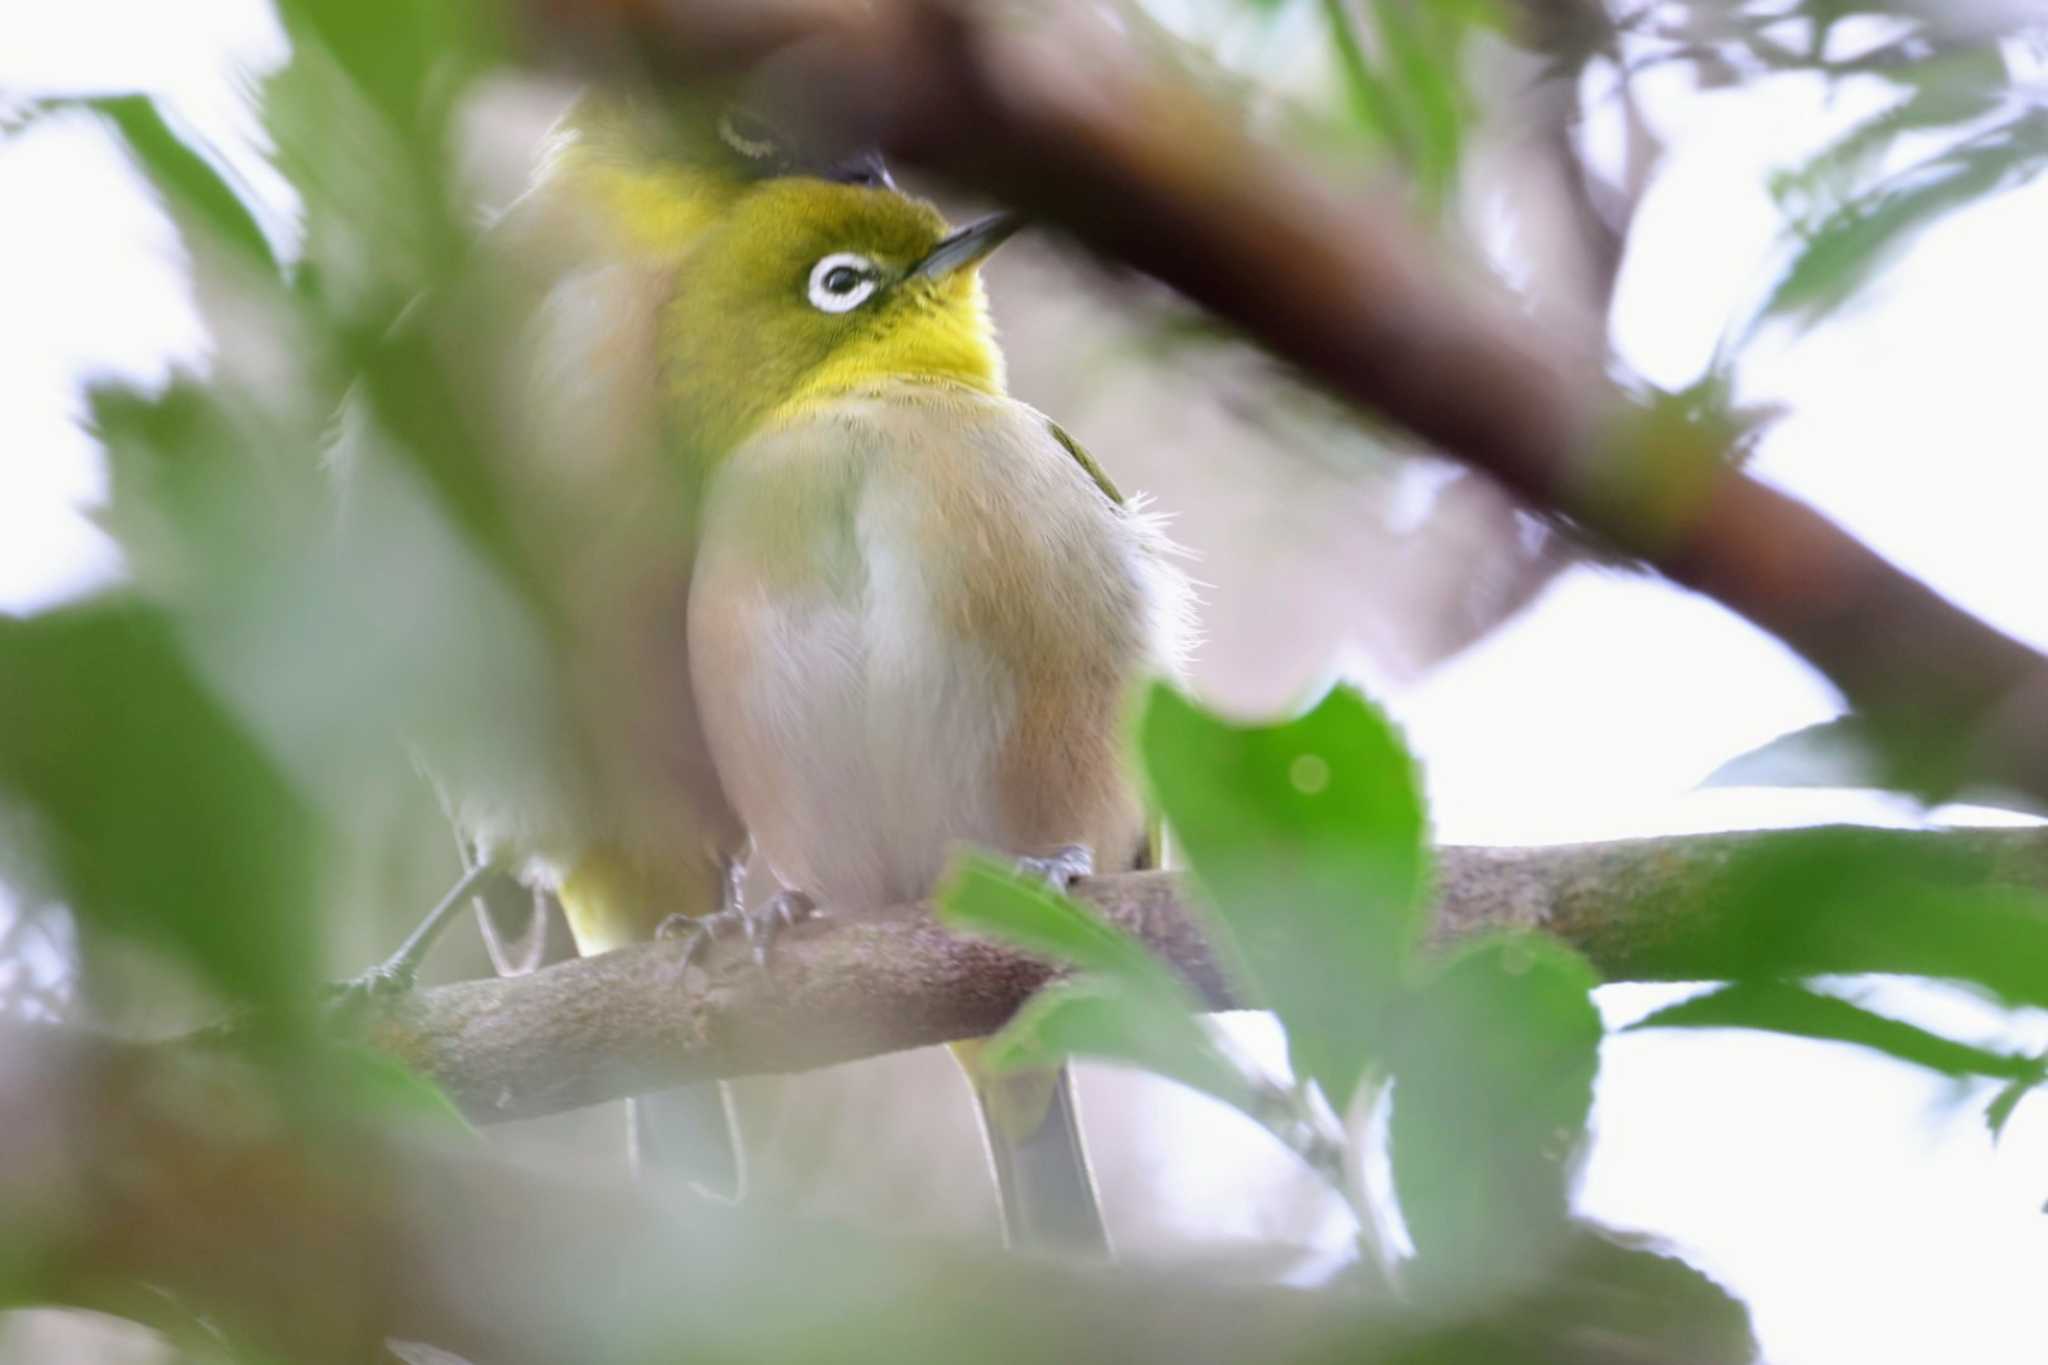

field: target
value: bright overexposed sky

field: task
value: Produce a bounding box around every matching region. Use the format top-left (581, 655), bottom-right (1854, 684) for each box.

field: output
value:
top-left (4, 3), bottom-right (2048, 1361)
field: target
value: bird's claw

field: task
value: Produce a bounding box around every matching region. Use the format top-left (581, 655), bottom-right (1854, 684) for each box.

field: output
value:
top-left (746, 888), bottom-right (818, 966)
top-left (658, 889), bottom-right (819, 972)
top-left (324, 959), bottom-right (417, 1021)
top-left (1014, 842), bottom-right (1094, 892)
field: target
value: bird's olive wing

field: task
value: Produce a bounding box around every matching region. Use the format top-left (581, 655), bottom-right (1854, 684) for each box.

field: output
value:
top-left (1044, 419), bottom-right (1125, 507)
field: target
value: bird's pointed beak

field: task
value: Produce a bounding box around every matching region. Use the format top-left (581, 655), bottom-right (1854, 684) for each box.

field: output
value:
top-left (911, 212), bottom-right (1024, 279)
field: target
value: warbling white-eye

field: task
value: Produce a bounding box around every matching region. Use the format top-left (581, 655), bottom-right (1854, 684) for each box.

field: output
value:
top-left (666, 177), bottom-right (1190, 1249)
top-left (383, 103), bottom-right (1188, 1248)
top-left (382, 97), bottom-right (899, 1200)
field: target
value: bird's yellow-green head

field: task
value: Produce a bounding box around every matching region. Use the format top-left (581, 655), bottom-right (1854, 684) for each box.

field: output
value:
top-left (662, 178), bottom-right (1018, 457)
top-left (559, 95), bottom-right (894, 258)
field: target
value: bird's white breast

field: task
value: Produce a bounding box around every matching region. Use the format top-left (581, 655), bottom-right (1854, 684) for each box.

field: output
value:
top-left (689, 384), bottom-right (1184, 912)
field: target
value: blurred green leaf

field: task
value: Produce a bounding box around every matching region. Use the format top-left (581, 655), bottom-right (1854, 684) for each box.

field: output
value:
top-left (1322, 0), bottom-right (1408, 160)
top-left (1402, 1225), bottom-right (1756, 1363)
top-left (274, 0), bottom-right (502, 139)
top-left (1634, 4), bottom-right (2028, 348)
top-left (1537, 1230), bottom-right (1755, 1364)
top-left (1140, 683), bottom-right (1428, 1110)
top-left (261, 0), bottom-right (508, 324)
top-left (1388, 934), bottom-right (1600, 1303)
top-left (943, 858), bottom-right (1327, 1179)
top-left (90, 94), bottom-right (279, 275)
top-left (1638, 977), bottom-right (2048, 1139)
top-left (1639, 827), bottom-right (2048, 1009)
top-left (982, 977), bottom-right (1265, 1119)
top-left (1986, 1072), bottom-right (2039, 1140)
top-left (1634, 980), bottom-right (2043, 1083)
top-left (0, 602), bottom-right (320, 1012)
top-left (937, 855), bottom-right (1190, 1002)
top-left (1748, 109), bottom-right (2048, 338)
top-left (1769, 57), bottom-right (2005, 230)
top-left (347, 320), bottom-right (552, 613)
top-left (90, 366), bottom-right (572, 875)
top-left (1705, 715), bottom-right (1902, 791)
top-left (320, 1041), bottom-right (473, 1133)
top-left (1703, 715), bottom-right (2048, 815)
top-left (149, 0), bottom-right (564, 644)
top-left (90, 378), bottom-right (301, 600)
top-left (1368, 0), bottom-right (1481, 208)
top-left (1319, 0), bottom-right (1493, 211)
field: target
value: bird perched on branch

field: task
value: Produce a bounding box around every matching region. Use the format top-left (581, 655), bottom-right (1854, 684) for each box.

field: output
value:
top-left (518, 100), bottom-right (910, 1194)
top-left (668, 179), bottom-right (1191, 1250)
top-left (392, 94), bottom-right (1188, 1247)
top-left (385, 93), bottom-right (899, 1199)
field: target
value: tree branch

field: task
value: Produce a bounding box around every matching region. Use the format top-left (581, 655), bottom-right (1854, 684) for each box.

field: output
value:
top-left (368, 827), bottom-right (2048, 1126)
top-left (521, 0), bottom-right (2048, 805)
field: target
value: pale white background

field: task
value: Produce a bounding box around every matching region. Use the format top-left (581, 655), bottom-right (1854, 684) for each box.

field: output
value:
top-left (5, 3), bottom-right (2048, 1361)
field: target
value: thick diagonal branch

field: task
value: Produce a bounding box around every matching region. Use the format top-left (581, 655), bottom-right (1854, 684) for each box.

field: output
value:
top-left (524, 0), bottom-right (2048, 804)
top-left (370, 827), bottom-right (2048, 1125)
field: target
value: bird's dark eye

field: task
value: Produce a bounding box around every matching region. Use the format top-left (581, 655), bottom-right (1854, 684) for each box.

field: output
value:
top-left (827, 151), bottom-right (896, 191)
top-left (808, 252), bottom-right (881, 313)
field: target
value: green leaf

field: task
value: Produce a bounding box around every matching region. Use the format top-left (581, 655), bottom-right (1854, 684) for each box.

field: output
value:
top-left (1639, 827), bottom-right (2048, 1010)
top-left (320, 1041), bottom-right (473, 1133)
top-left (260, 0), bottom-right (501, 318)
top-left (981, 978), bottom-right (1265, 1121)
top-left (1986, 1073), bottom-right (2039, 1140)
top-left (1388, 934), bottom-right (1601, 1304)
top-left (1367, 0), bottom-right (1483, 209)
top-left (92, 94), bottom-right (278, 274)
top-left (1318, 0), bottom-right (1493, 212)
top-left (1139, 682), bottom-right (1428, 1109)
top-left (1703, 715), bottom-right (2048, 815)
top-left (1650, 941), bottom-right (2048, 1144)
top-left (1748, 110), bottom-right (2048, 339)
top-left (1767, 65), bottom-right (2003, 233)
top-left (0, 602), bottom-right (320, 1012)
top-left (1461, 1226), bottom-right (1757, 1363)
top-left (347, 320), bottom-right (552, 613)
top-left (941, 859), bottom-right (1335, 1172)
top-left (1322, 0), bottom-right (1408, 159)
top-left (936, 855), bottom-right (1190, 1003)
top-left (90, 378), bottom-right (293, 601)
top-left (1633, 981), bottom-right (2043, 1083)
top-left (1704, 715), bottom-right (1898, 790)
top-left (1388, 1226), bottom-right (1755, 1361)
top-left (274, 0), bottom-right (502, 138)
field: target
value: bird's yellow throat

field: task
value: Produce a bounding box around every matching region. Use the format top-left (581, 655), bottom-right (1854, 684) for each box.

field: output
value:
top-left (655, 178), bottom-right (1009, 458)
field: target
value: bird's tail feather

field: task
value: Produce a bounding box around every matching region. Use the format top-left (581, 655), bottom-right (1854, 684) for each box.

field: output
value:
top-left (629, 1081), bottom-right (745, 1201)
top-left (964, 1055), bottom-right (1109, 1254)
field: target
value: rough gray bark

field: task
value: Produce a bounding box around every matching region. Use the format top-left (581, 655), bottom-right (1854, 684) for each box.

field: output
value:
top-left (368, 827), bottom-right (2048, 1126)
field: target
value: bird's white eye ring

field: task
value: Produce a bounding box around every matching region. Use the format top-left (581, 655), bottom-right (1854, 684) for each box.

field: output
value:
top-left (808, 252), bottom-right (880, 313)
top-left (717, 108), bottom-right (780, 162)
